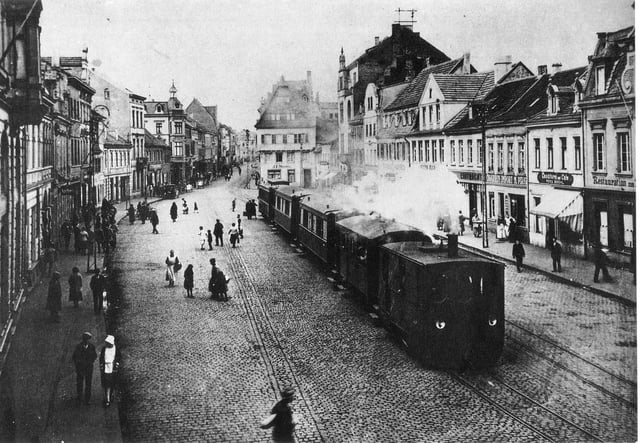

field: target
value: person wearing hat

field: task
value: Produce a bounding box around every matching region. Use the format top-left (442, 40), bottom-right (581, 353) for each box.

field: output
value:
top-left (90, 269), bottom-right (105, 315)
top-left (261, 387), bottom-right (298, 441)
top-left (99, 335), bottom-right (121, 407)
top-left (68, 266), bottom-right (83, 308)
top-left (72, 332), bottom-right (97, 405)
top-left (208, 258), bottom-right (230, 301)
top-left (46, 271), bottom-right (63, 322)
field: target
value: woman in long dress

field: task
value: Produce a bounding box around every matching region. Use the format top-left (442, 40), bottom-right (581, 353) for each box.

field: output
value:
top-left (99, 335), bottom-right (120, 407)
top-left (68, 266), bottom-right (83, 307)
top-left (165, 250), bottom-right (177, 287)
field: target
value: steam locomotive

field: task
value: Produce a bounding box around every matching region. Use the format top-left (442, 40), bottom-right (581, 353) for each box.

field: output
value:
top-left (257, 184), bottom-right (504, 369)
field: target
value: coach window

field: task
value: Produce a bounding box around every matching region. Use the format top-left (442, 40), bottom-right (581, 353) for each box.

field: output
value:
top-left (302, 209), bottom-right (309, 227)
top-left (316, 220), bottom-right (324, 239)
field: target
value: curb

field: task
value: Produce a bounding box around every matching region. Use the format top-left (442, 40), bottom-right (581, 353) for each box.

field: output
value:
top-left (458, 242), bottom-right (635, 307)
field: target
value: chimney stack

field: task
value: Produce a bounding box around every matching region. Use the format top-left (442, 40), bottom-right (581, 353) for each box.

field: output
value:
top-left (538, 65), bottom-right (548, 75)
top-left (494, 55), bottom-right (512, 84)
top-left (307, 70), bottom-right (313, 96)
top-left (462, 52), bottom-right (471, 74)
top-left (551, 63), bottom-right (562, 74)
top-left (375, 36), bottom-right (380, 45)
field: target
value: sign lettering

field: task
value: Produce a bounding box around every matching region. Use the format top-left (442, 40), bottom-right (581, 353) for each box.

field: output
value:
top-left (537, 172), bottom-right (574, 186)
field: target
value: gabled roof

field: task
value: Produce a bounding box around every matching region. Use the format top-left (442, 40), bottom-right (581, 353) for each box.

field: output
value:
top-left (527, 66), bottom-right (587, 126)
top-left (145, 101), bottom-right (167, 114)
top-left (255, 77), bottom-right (317, 129)
top-left (431, 72), bottom-right (494, 101)
top-left (186, 98), bottom-right (218, 133)
top-left (384, 57), bottom-right (474, 111)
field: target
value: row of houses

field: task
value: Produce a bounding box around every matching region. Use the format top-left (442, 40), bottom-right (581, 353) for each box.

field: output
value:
top-left (332, 21), bottom-right (634, 266)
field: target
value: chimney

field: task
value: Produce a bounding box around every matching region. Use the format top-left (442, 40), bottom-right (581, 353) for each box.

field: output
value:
top-left (307, 70), bottom-right (313, 97)
top-left (537, 65), bottom-right (548, 75)
top-left (447, 234), bottom-right (459, 258)
top-left (494, 55), bottom-right (512, 84)
top-left (375, 36), bottom-right (380, 45)
top-left (551, 63), bottom-right (562, 74)
top-left (462, 52), bottom-right (471, 74)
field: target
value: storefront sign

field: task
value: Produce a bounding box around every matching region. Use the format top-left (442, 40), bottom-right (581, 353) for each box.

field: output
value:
top-left (537, 172), bottom-right (574, 186)
top-left (419, 164), bottom-right (438, 171)
top-left (487, 173), bottom-right (526, 186)
top-left (593, 176), bottom-right (635, 187)
top-left (458, 171), bottom-right (482, 181)
top-left (60, 187), bottom-right (76, 196)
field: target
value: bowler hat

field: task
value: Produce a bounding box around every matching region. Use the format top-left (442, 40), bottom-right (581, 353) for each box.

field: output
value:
top-left (82, 332), bottom-right (92, 339)
top-left (280, 387), bottom-right (295, 398)
top-left (209, 258), bottom-right (216, 265)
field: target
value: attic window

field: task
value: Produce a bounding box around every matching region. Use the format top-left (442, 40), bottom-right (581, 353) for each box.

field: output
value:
top-left (156, 105), bottom-right (163, 113)
top-left (302, 95), bottom-right (308, 102)
top-left (595, 65), bottom-right (606, 95)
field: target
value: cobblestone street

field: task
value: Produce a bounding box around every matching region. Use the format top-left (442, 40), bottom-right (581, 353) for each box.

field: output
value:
top-left (111, 180), bottom-right (635, 442)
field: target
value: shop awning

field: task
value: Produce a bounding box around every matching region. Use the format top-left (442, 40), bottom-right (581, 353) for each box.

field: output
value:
top-left (531, 189), bottom-right (583, 232)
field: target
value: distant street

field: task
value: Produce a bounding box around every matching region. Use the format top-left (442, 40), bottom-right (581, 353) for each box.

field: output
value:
top-left (110, 178), bottom-right (635, 442)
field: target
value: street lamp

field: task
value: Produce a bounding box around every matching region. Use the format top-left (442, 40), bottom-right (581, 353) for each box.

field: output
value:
top-left (474, 101), bottom-right (490, 249)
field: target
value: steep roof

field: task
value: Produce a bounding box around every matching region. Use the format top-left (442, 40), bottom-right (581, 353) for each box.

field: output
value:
top-left (255, 77), bottom-right (318, 129)
top-left (104, 132), bottom-right (130, 147)
top-left (385, 57), bottom-right (475, 111)
top-left (186, 98), bottom-right (218, 133)
top-left (527, 66), bottom-right (586, 126)
top-left (432, 72), bottom-right (494, 101)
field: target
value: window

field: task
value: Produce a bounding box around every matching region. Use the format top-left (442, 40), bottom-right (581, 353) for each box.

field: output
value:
top-left (436, 104), bottom-right (441, 124)
top-left (418, 140), bottom-right (424, 162)
top-left (617, 132), bottom-right (631, 173)
top-left (174, 122), bottom-right (183, 134)
top-left (412, 141), bottom-right (417, 162)
top-left (174, 142), bottom-right (183, 156)
top-left (428, 105), bottom-right (433, 124)
top-left (286, 152), bottom-right (294, 162)
top-left (347, 101), bottom-right (351, 120)
top-left (282, 134), bottom-right (288, 144)
top-left (450, 140), bottom-right (456, 164)
top-left (459, 140), bottom-right (464, 166)
top-left (275, 152), bottom-right (283, 162)
top-left (574, 137), bottom-right (581, 170)
top-left (518, 142), bottom-right (525, 173)
top-left (339, 103), bottom-right (344, 122)
top-left (421, 107), bottom-right (426, 127)
top-left (547, 138), bottom-right (554, 169)
top-left (288, 169), bottom-right (295, 183)
top-left (104, 88), bottom-right (110, 100)
top-left (507, 143), bottom-right (514, 173)
top-left (497, 143), bottom-right (503, 172)
top-left (272, 135), bottom-right (277, 144)
top-left (488, 143), bottom-right (494, 172)
top-left (534, 138), bottom-right (541, 169)
top-left (439, 139), bottom-right (444, 163)
top-left (595, 66), bottom-right (606, 95)
top-left (155, 122), bottom-right (162, 134)
top-left (560, 137), bottom-right (567, 169)
top-left (261, 134), bottom-right (265, 144)
top-left (429, 88), bottom-right (433, 99)
top-left (489, 192), bottom-right (495, 218)
top-left (533, 197), bottom-right (542, 233)
top-left (477, 139), bottom-right (483, 166)
top-left (467, 140), bottom-right (473, 164)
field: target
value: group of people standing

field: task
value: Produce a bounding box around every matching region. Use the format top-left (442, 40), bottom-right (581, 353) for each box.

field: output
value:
top-left (46, 266), bottom-right (109, 321)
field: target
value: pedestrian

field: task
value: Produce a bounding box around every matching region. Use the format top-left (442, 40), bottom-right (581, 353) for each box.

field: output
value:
top-left (150, 209), bottom-right (159, 234)
top-left (61, 221), bottom-right (72, 251)
top-left (260, 387), bottom-right (298, 442)
top-left (194, 202), bottom-right (199, 214)
top-left (46, 271), bottom-right (62, 322)
top-left (128, 204), bottom-right (136, 224)
top-left (136, 202), bottom-right (142, 220)
top-left (72, 332), bottom-right (97, 405)
top-left (208, 258), bottom-right (230, 301)
top-left (102, 225), bottom-right (112, 255)
top-left (95, 225), bottom-right (104, 253)
top-left (232, 198), bottom-right (236, 212)
top-left (99, 335), bottom-right (120, 408)
top-left (229, 223), bottom-right (239, 248)
top-left (512, 239), bottom-right (525, 272)
top-left (214, 219), bottom-right (224, 246)
top-left (508, 217), bottom-right (517, 243)
top-left (170, 202), bottom-right (178, 223)
top-left (245, 200), bottom-right (252, 219)
top-left (198, 226), bottom-right (206, 250)
top-left (68, 266), bottom-right (83, 308)
top-left (165, 249), bottom-right (180, 287)
top-left (109, 222), bottom-right (118, 251)
top-left (593, 242), bottom-right (613, 283)
top-left (140, 203), bottom-right (147, 224)
top-left (184, 264), bottom-right (194, 298)
top-left (182, 198), bottom-right (189, 215)
top-left (79, 226), bottom-right (89, 255)
top-left (43, 241), bottom-right (58, 276)
top-left (90, 269), bottom-right (104, 315)
top-left (207, 229), bottom-right (213, 250)
top-left (457, 210), bottom-right (466, 236)
top-left (551, 237), bottom-right (562, 272)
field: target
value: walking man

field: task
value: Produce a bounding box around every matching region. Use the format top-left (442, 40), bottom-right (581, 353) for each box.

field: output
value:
top-left (229, 223), bottom-right (239, 248)
top-left (90, 269), bottom-right (104, 315)
top-left (551, 237), bottom-right (562, 272)
top-left (214, 219), bottom-right (224, 246)
top-left (72, 332), bottom-right (97, 405)
top-left (232, 198), bottom-right (236, 212)
top-left (512, 239), bottom-right (525, 272)
top-left (150, 209), bottom-right (159, 234)
top-left (593, 242), bottom-right (613, 283)
top-left (207, 229), bottom-right (213, 250)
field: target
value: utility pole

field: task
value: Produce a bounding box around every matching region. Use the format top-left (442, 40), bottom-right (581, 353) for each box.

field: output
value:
top-left (477, 102), bottom-right (490, 249)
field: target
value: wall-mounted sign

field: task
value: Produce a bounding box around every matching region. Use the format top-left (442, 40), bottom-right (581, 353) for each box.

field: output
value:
top-left (593, 175), bottom-right (635, 188)
top-left (537, 172), bottom-right (574, 186)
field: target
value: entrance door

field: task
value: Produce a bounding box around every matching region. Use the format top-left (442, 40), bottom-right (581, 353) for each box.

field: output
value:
top-left (303, 169), bottom-right (312, 188)
top-left (498, 193), bottom-right (505, 220)
top-left (599, 210), bottom-right (609, 247)
top-left (468, 188), bottom-right (477, 217)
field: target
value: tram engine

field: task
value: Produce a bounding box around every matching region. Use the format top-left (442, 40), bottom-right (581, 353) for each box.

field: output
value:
top-left (378, 239), bottom-right (505, 370)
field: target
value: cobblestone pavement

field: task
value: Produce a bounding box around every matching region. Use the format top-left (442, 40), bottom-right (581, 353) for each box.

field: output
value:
top-left (111, 178), bottom-right (636, 442)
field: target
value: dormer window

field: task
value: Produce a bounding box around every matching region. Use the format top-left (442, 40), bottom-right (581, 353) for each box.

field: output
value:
top-left (547, 86), bottom-right (558, 116)
top-left (595, 65), bottom-right (606, 95)
top-left (156, 105), bottom-right (163, 113)
top-left (429, 88), bottom-right (433, 99)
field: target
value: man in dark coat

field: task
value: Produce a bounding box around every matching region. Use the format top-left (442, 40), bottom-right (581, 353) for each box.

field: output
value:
top-left (150, 209), bottom-right (159, 234)
top-left (209, 258), bottom-right (229, 300)
top-left (170, 202), bottom-right (178, 222)
top-left (266, 387), bottom-right (297, 442)
top-left (508, 217), bottom-right (517, 243)
top-left (128, 205), bottom-right (136, 224)
top-left (214, 219), bottom-right (224, 246)
top-left (90, 269), bottom-right (104, 315)
top-left (551, 237), bottom-right (562, 272)
top-left (593, 242), bottom-right (613, 283)
top-left (512, 239), bottom-right (525, 272)
top-left (72, 332), bottom-right (97, 405)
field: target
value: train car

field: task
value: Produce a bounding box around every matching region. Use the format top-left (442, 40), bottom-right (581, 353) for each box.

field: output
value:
top-left (378, 238), bottom-right (504, 369)
top-left (257, 183), bottom-right (275, 221)
top-left (297, 195), bottom-right (359, 267)
top-left (272, 186), bottom-right (307, 238)
top-left (335, 214), bottom-right (431, 307)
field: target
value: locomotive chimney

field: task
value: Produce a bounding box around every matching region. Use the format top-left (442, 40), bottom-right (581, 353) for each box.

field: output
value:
top-left (447, 234), bottom-right (459, 257)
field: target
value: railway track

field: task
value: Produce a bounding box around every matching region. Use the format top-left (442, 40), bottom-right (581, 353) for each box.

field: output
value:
top-left (507, 320), bottom-right (637, 408)
top-left (224, 227), bottom-right (327, 442)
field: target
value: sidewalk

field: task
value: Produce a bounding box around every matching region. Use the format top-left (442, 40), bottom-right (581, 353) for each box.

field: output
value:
top-left (2, 246), bottom-right (121, 442)
top-left (456, 231), bottom-right (636, 305)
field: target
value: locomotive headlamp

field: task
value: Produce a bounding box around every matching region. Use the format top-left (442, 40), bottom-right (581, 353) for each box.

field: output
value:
top-left (435, 321), bottom-right (446, 329)
top-left (488, 319), bottom-right (497, 326)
